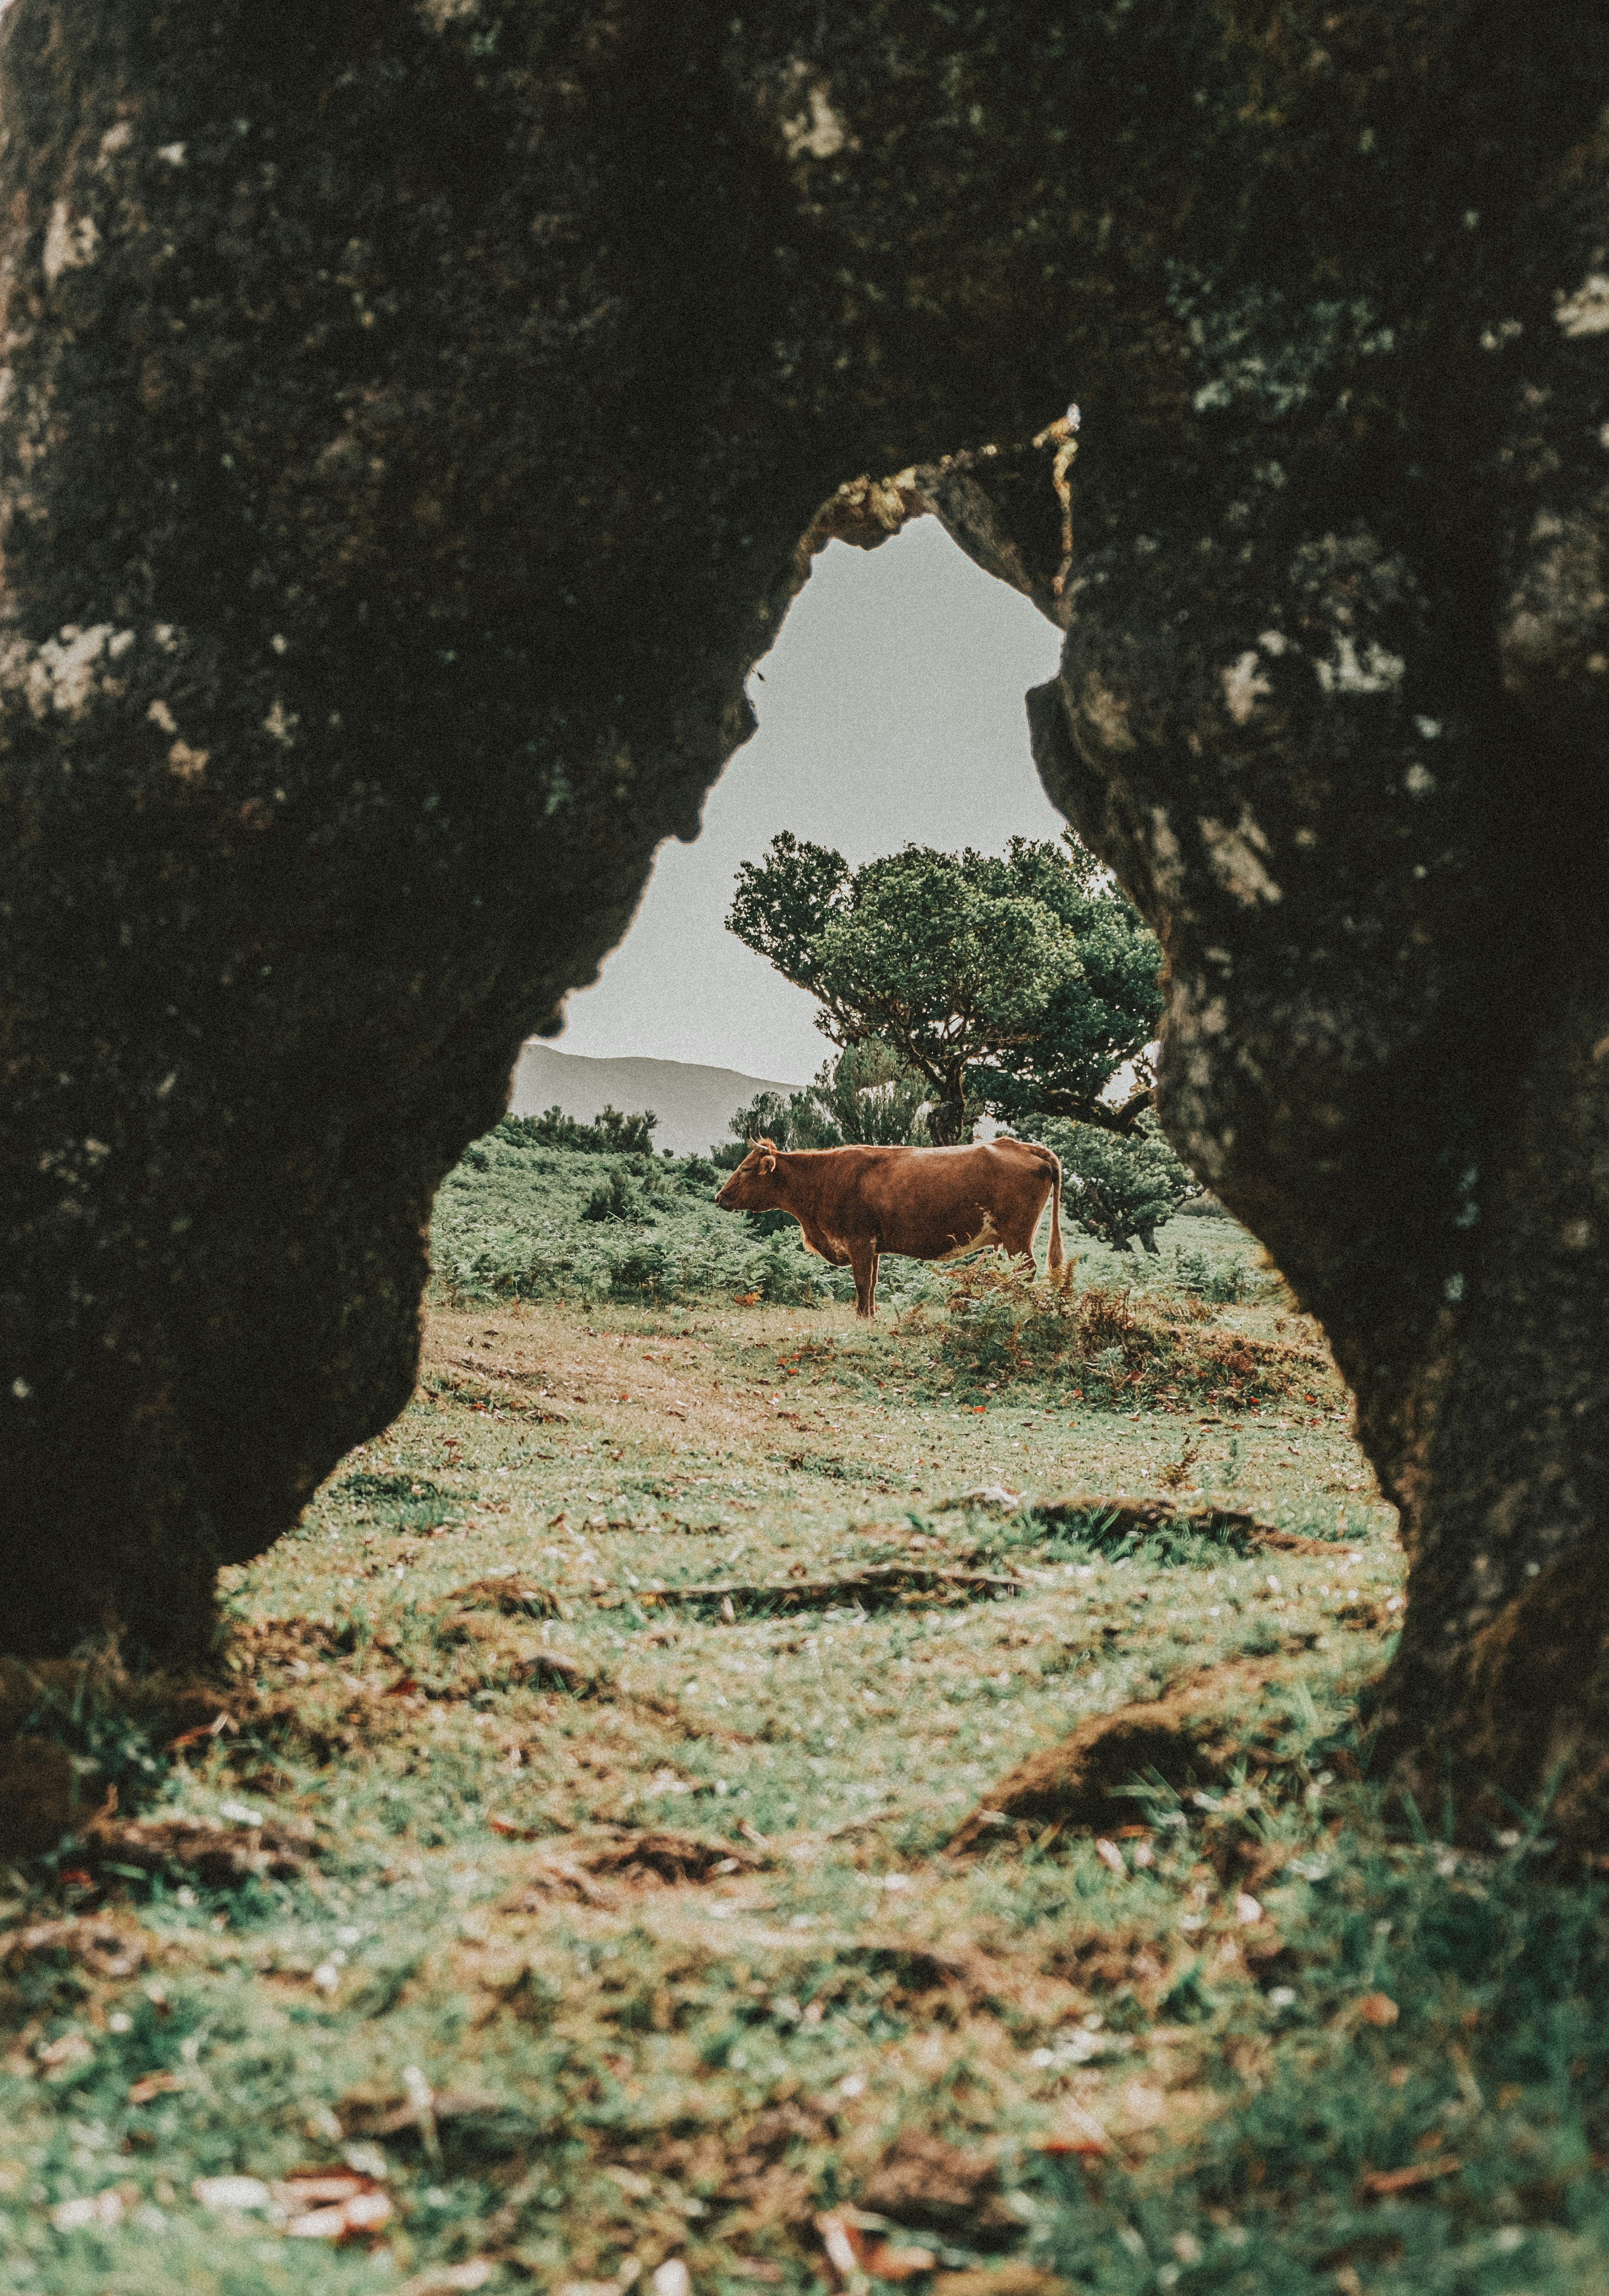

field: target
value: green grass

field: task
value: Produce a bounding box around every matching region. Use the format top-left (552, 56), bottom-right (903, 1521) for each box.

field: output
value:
top-left (1, 1150), bottom-right (1605, 2292)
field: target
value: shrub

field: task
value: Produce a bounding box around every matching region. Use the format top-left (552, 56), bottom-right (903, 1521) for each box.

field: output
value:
top-left (1170, 1244), bottom-right (1258, 1303)
top-left (605, 1236), bottom-right (677, 1298)
top-left (1038, 1112), bottom-right (1198, 1253)
top-left (752, 1232), bottom-right (825, 1306)
top-left (582, 1166), bottom-right (645, 1223)
top-left (497, 1104), bottom-right (658, 1155)
top-left (744, 1207), bottom-right (796, 1238)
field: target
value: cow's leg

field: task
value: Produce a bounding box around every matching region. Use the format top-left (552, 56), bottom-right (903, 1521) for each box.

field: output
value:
top-left (849, 1241), bottom-right (878, 1320)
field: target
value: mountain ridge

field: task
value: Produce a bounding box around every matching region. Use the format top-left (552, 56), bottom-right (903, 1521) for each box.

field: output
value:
top-left (509, 1043), bottom-right (807, 1158)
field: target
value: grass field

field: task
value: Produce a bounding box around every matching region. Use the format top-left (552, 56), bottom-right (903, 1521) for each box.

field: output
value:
top-left (4, 1152), bottom-right (1609, 2295)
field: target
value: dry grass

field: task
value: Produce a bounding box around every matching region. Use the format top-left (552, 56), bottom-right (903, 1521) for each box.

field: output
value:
top-left (915, 1259), bottom-right (1342, 1414)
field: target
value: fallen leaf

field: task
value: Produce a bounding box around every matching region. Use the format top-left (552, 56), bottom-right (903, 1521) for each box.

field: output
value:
top-left (865, 2243), bottom-right (938, 2280)
top-left (127, 2070), bottom-right (183, 2103)
top-left (1094, 1838), bottom-right (1125, 1876)
top-left (1356, 1992), bottom-right (1399, 2028)
top-left (488, 1815), bottom-right (542, 1841)
top-left (276, 2173), bottom-right (368, 2206)
top-left (817, 2209), bottom-right (869, 2279)
top-left (1359, 2158), bottom-right (1460, 2196)
top-left (384, 1676), bottom-right (421, 1698)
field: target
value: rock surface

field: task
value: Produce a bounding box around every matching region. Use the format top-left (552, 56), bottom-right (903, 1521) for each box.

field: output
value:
top-left (1, 1), bottom-right (1608, 1834)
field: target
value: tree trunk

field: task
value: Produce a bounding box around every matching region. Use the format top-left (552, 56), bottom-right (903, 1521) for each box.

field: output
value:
top-left (927, 1097), bottom-right (971, 1148)
top-left (900, 24), bottom-right (1609, 1842)
top-left (2, 0), bottom-right (1607, 1861)
top-left (1013, 475), bottom-right (1609, 1845)
top-left (0, 0), bottom-right (852, 1655)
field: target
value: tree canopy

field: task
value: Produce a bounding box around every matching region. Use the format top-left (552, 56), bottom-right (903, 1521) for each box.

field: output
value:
top-left (724, 1040), bottom-right (932, 1161)
top-left (972, 837), bottom-right (1164, 1133)
top-left (727, 831), bottom-right (1163, 1144)
top-left (1040, 1113), bottom-right (1198, 1255)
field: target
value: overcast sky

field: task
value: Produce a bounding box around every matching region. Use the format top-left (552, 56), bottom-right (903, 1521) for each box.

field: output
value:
top-left (556, 517), bottom-right (1067, 1083)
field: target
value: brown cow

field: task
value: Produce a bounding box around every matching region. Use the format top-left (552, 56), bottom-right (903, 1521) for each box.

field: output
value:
top-left (715, 1136), bottom-right (1064, 1319)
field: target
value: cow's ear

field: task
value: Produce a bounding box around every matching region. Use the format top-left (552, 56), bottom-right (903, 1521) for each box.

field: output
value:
top-left (759, 1151), bottom-right (777, 1174)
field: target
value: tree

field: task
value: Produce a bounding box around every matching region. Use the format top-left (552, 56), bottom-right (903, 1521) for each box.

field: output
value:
top-left (728, 835), bottom-right (1090, 1144)
top-left (970, 837), bottom-right (1164, 1133)
top-left (724, 1039), bottom-right (932, 1159)
top-left (1038, 1114), bottom-right (1197, 1255)
top-left (811, 1039), bottom-right (933, 1146)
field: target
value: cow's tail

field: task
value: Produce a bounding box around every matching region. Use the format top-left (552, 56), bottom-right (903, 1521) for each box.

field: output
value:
top-left (1044, 1149), bottom-right (1067, 1284)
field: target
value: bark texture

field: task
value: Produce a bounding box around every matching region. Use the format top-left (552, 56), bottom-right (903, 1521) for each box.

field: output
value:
top-left (1, 0), bottom-right (1607, 1839)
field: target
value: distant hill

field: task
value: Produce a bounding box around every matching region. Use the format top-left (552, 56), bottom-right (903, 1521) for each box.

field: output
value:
top-left (508, 1044), bottom-right (807, 1158)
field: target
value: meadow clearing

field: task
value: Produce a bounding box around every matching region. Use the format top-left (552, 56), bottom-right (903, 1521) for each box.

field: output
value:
top-left (4, 1145), bottom-right (1609, 2296)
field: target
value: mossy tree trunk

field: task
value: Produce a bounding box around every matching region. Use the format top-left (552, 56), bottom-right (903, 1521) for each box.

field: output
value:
top-left (2, 0), bottom-right (1608, 1842)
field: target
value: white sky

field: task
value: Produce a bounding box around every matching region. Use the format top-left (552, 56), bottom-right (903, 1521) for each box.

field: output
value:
top-left (556, 516), bottom-right (1066, 1083)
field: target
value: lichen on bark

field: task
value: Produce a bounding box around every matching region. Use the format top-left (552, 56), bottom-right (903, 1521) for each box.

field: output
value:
top-left (2, 0), bottom-right (1609, 1844)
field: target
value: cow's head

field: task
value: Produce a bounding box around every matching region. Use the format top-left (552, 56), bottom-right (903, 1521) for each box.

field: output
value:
top-left (715, 1138), bottom-right (781, 1211)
